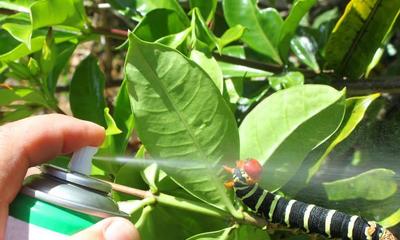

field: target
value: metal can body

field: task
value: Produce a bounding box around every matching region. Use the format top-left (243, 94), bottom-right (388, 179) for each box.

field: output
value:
top-left (5, 165), bottom-right (128, 239)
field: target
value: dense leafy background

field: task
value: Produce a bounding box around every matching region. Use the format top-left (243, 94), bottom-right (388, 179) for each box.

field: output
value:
top-left (0, 0), bottom-right (400, 239)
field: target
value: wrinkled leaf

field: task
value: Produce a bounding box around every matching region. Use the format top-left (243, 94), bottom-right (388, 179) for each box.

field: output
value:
top-left (70, 55), bottom-right (106, 127)
top-left (156, 28), bottom-right (192, 49)
top-left (240, 85), bottom-right (345, 190)
top-left (325, 0), bottom-right (400, 79)
top-left (190, 49), bottom-right (224, 92)
top-left (223, 0), bottom-right (283, 64)
top-left (125, 34), bottom-right (239, 213)
top-left (323, 168), bottom-right (397, 201)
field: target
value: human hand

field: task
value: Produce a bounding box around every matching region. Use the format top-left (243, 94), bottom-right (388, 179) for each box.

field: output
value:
top-left (0, 114), bottom-right (140, 240)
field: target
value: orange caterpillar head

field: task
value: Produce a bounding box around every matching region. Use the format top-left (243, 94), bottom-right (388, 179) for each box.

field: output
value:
top-left (223, 159), bottom-right (263, 187)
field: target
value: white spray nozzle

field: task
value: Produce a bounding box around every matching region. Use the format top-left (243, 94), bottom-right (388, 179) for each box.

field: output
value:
top-left (68, 146), bottom-right (98, 175)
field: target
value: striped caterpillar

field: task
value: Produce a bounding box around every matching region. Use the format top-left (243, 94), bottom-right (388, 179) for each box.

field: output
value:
top-left (224, 159), bottom-right (397, 240)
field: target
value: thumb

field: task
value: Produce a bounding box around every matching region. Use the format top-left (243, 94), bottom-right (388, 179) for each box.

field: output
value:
top-left (70, 217), bottom-right (140, 240)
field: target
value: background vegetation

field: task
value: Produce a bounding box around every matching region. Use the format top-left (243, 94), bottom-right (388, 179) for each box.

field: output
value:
top-left (0, 0), bottom-right (399, 239)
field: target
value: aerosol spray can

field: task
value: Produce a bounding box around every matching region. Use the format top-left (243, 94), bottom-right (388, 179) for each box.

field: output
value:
top-left (5, 147), bottom-right (128, 239)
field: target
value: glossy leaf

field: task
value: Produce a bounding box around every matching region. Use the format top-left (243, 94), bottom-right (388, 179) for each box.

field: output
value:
top-left (268, 71), bottom-right (304, 91)
top-left (135, 0), bottom-right (189, 25)
top-left (190, 49), bottom-right (224, 92)
top-left (290, 36), bottom-right (320, 73)
top-left (0, 0), bottom-right (34, 12)
top-left (134, 9), bottom-right (188, 42)
top-left (240, 85), bottom-right (345, 190)
top-left (125, 34), bottom-right (239, 212)
top-left (111, 80), bottom-right (135, 154)
top-left (325, 0), bottom-right (400, 79)
top-left (156, 28), bottom-right (192, 49)
top-left (70, 55), bottom-right (106, 127)
top-left (223, 0), bottom-right (283, 64)
top-left (189, 0), bottom-right (218, 23)
top-left (323, 168), bottom-right (397, 201)
top-left (278, 0), bottom-right (317, 61)
top-left (30, 0), bottom-right (87, 30)
top-left (1, 13), bottom-right (31, 47)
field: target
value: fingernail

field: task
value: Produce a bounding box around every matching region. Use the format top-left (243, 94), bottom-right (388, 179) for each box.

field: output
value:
top-left (104, 219), bottom-right (135, 240)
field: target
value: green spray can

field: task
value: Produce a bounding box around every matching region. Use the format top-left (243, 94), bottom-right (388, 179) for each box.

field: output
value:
top-left (5, 147), bottom-right (128, 239)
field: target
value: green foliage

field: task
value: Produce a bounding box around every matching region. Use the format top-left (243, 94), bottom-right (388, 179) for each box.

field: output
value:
top-left (325, 0), bottom-right (400, 79)
top-left (1, 0), bottom-right (400, 239)
top-left (323, 168), bottom-right (397, 201)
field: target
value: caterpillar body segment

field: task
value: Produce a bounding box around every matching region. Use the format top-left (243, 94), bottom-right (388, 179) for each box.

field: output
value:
top-left (227, 160), bottom-right (397, 240)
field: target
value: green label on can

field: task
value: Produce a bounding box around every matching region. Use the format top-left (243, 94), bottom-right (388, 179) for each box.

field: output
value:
top-left (8, 194), bottom-right (102, 236)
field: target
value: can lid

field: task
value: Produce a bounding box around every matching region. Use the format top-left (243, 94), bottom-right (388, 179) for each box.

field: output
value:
top-left (22, 165), bottom-right (129, 219)
top-left (41, 165), bottom-right (111, 193)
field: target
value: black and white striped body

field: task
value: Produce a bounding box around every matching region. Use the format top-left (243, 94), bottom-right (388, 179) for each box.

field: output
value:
top-left (233, 168), bottom-right (386, 240)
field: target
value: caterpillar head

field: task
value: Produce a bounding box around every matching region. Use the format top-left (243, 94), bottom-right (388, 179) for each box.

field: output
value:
top-left (223, 159), bottom-right (263, 187)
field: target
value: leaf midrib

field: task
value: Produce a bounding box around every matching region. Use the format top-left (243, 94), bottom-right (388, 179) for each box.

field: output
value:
top-left (338, 0), bottom-right (384, 73)
top-left (244, 2), bottom-right (281, 63)
top-left (134, 43), bottom-right (211, 163)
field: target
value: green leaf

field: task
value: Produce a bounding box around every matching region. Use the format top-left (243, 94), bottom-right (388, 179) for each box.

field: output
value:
top-left (325, 0), bottom-right (400, 79)
top-left (0, 0), bottom-right (34, 12)
top-left (70, 55), bottom-right (106, 127)
top-left (44, 41), bottom-right (76, 94)
top-left (306, 93), bottom-right (380, 182)
top-left (217, 25), bottom-right (245, 51)
top-left (189, 0), bottom-right (218, 23)
top-left (136, 204), bottom-right (226, 240)
top-left (379, 208), bottom-right (400, 228)
top-left (191, 8), bottom-right (244, 53)
top-left (239, 85), bottom-right (345, 190)
top-left (312, 7), bottom-right (339, 29)
top-left (268, 71), bottom-right (304, 91)
top-left (104, 107), bottom-right (122, 136)
top-left (125, 34), bottom-right (239, 213)
top-left (30, 0), bottom-right (87, 30)
top-left (156, 28), bottom-right (192, 49)
top-left (290, 35), bottom-right (320, 73)
top-left (190, 49), bottom-right (224, 92)
top-left (0, 87), bottom-right (47, 107)
top-left (223, 0), bottom-right (283, 64)
top-left (186, 226), bottom-right (235, 240)
top-left (134, 8), bottom-right (188, 42)
top-left (187, 225), bottom-right (268, 240)
top-left (1, 13), bottom-right (32, 47)
top-left (134, 0), bottom-right (189, 25)
top-left (0, 31), bottom-right (77, 62)
top-left (111, 80), bottom-right (135, 154)
top-left (278, 0), bottom-right (317, 61)
top-left (323, 168), bottom-right (397, 201)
